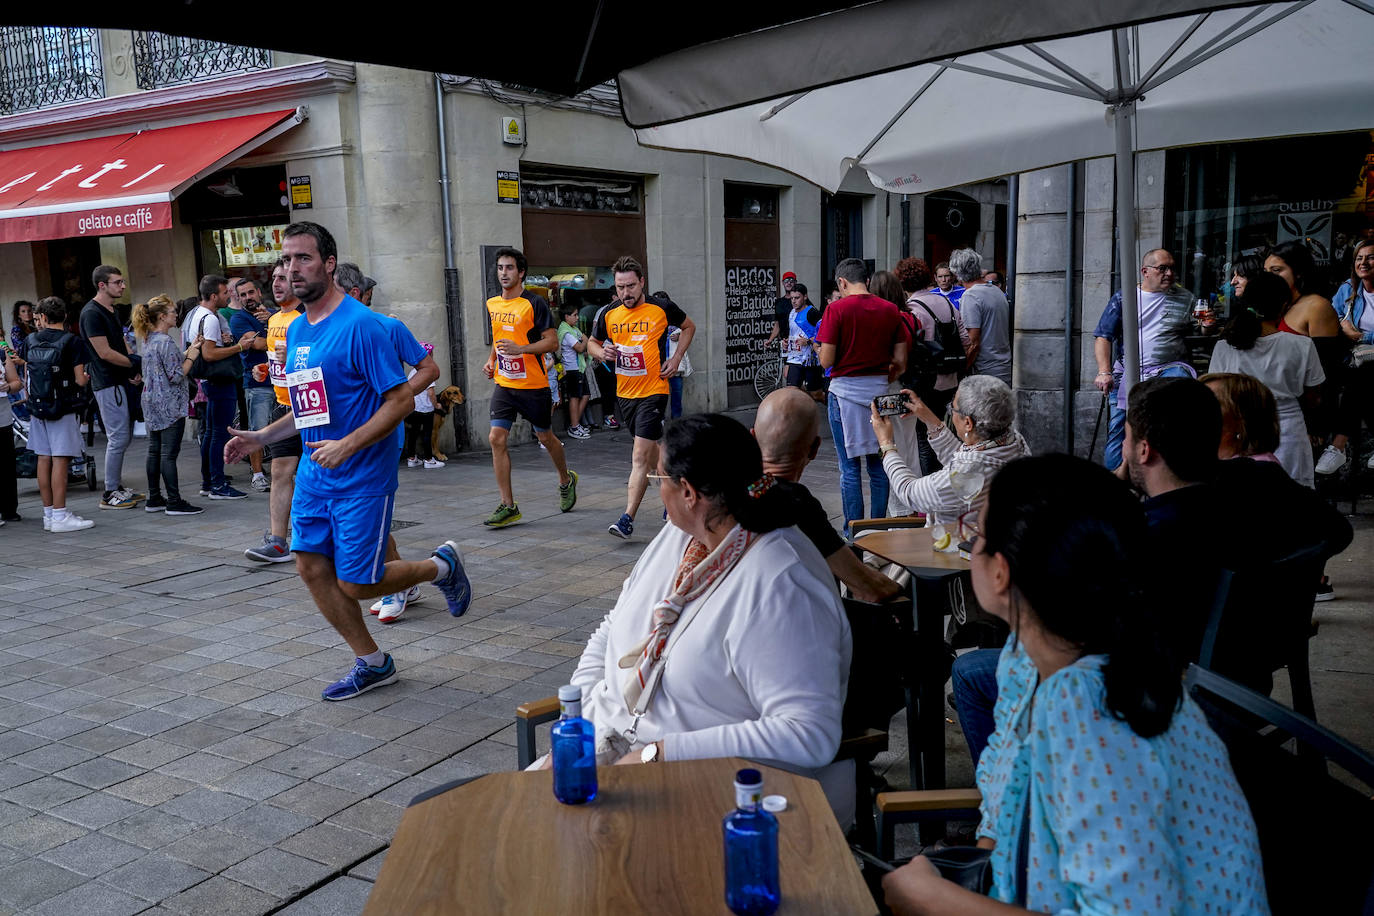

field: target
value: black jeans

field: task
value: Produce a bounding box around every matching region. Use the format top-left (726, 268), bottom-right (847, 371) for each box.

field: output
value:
top-left (0, 424), bottom-right (15, 517)
top-left (916, 386), bottom-right (955, 476)
top-left (403, 411), bottom-right (434, 461)
top-left (593, 362), bottom-right (617, 422)
top-left (147, 419), bottom-right (185, 503)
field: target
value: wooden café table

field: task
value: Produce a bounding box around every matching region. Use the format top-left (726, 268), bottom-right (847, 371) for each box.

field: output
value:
top-left (854, 528), bottom-right (971, 793)
top-left (364, 756), bottom-right (877, 915)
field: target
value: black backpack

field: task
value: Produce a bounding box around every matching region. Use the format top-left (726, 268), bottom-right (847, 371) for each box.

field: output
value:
top-left (26, 332), bottom-right (79, 420)
top-left (910, 296), bottom-right (966, 376)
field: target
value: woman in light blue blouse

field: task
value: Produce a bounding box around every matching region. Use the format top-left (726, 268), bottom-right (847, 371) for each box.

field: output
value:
top-left (884, 454), bottom-right (1268, 916)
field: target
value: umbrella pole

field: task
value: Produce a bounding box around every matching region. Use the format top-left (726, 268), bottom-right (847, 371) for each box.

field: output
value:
top-left (1114, 100), bottom-right (1141, 398)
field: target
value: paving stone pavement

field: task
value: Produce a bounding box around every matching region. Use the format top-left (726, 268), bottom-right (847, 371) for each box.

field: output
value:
top-left (1, 409), bottom-right (1370, 914)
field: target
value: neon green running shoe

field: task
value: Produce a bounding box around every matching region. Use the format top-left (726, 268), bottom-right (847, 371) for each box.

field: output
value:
top-left (483, 503), bottom-right (522, 528)
top-left (559, 470), bottom-right (579, 513)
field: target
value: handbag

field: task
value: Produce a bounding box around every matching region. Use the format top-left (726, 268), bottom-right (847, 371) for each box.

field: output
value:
top-left (188, 313), bottom-right (244, 385)
top-left (923, 846), bottom-right (994, 895)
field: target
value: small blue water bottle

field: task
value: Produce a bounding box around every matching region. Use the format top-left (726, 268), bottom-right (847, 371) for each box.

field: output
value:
top-left (550, 684), bottom-right (597, 805)
top-left (723, 768), bottom-right (780, 915)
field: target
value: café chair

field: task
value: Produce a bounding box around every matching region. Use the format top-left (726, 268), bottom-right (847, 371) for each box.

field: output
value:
top-left (873, 787), bottom-right (984, 861)
top-left (1198, 541), bottom-right (1328, 720)
top-left (1184, 663), bottom-right (1374, 914)
top-left (849, 515), bottom-right (926, 538)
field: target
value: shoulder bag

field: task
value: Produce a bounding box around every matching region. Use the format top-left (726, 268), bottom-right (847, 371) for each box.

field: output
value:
top-left (188, 313), bottom-right (245, 385)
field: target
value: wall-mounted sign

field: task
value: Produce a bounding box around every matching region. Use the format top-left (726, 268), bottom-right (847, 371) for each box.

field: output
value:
top-left (497, 171), bottom-right (520, 204)
top-left (501, 116), bottom-right (524, 145)
top-left (289, 175), bottom-right (312, 210)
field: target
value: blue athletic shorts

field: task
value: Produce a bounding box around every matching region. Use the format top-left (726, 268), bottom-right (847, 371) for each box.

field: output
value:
top-left (291, 490), bottom-right (395, 585)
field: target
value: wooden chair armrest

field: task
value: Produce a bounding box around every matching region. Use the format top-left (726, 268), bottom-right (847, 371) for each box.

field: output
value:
top-left (876, 788), bottom-right (982, 814)
top-left (516, 696), bottom-right (560, 720)
top-left (836, 728), bottom-right (888, 761)
top-left (851, 515), bottom-right (927, 536)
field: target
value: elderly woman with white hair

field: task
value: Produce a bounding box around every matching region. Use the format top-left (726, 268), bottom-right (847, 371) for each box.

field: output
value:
top-left (869, 375), bottom-right (1030, 527)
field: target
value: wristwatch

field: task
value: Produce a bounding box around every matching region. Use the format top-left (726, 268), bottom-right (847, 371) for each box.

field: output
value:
top-left (640, 742), bottom-right (661, 764)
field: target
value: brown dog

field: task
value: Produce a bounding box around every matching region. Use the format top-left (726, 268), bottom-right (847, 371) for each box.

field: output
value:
top-left (430, 386), bottom-right (464, 461)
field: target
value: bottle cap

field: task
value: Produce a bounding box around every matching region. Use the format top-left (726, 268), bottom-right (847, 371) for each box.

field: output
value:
top-left (734, 768), bottom-right (763, 788)
top-left (557, 684), bottom-right (580, 702)
top-left (762, 795), bottom-right (787, 813)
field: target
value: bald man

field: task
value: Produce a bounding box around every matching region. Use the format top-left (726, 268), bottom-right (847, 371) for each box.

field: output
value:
top-left (754, 387), bottom-right (902, 603)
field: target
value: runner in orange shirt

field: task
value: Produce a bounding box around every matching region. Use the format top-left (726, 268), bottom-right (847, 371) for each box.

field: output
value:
top-left (589, 255), bottom-right (694, 538)
top-left (482, 247), bottom-right (576, 528)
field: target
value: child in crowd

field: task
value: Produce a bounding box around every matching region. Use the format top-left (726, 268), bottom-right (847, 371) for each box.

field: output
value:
top-left (132, 295), bottom-right (204, 515)
top-left (404, 343), bottom-right (443, 469)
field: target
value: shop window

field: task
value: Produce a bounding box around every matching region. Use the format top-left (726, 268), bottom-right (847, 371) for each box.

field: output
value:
top-left (1165, 133), bottom-right (1374, 304)
top-left (520, 168), bottom-right (641, 213)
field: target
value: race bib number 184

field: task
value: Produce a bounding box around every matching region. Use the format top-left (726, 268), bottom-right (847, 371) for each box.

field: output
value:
top-left (285, 367), bottom-right (331, 429)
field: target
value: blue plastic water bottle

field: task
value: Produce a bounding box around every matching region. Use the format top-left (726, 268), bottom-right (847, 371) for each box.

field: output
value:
top-left (550, 684), bottom-right (597, 805)
top-left (723, 768), bottom-right (780, 915)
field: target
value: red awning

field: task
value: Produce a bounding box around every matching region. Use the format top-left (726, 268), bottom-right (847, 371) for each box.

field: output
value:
top-left (0, 108), bottom-right (303, 244)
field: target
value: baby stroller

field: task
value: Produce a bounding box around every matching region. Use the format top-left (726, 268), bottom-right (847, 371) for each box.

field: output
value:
top-left (13, 416), bottom-right (99, 491)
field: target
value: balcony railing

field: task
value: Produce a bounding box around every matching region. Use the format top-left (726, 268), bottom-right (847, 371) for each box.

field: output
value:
top-left (132, 32), bottom-right (270, 90)
top-left (0, 26), bottom-right (104, 115)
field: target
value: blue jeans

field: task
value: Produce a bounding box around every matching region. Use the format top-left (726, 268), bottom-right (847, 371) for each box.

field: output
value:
top-left (200, 382), bottom-right (235, 490)
top-left (668, 375), bottom-right (683, 419)
top-left (827, 391), bottom-right (889, 532)
top-left (950, 648), bottom-right (1001, 769)
top-left (1102, 366), bottom-right (1193, 470)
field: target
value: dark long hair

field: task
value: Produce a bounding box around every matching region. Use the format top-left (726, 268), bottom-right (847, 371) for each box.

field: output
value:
top-left (661, 414), bottom-right (793, 534)
top-left (869, 270), bottom-right (906, 309)
top-left (980, 455), bottom-right (1180, 738)
top-left (1221, 270), bottom-right (1289, 350)
top-left (1230, 253), bottom-right (1264, 283)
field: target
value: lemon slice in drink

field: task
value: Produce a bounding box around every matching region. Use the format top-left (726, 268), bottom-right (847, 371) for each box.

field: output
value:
top-left (932, 530), bottom-right (952, 551)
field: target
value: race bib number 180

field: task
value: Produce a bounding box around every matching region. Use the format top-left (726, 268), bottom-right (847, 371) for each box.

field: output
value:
top-left (496, 352), bottom-right (526, 380)
top-left (285, 367), bottom-right (331, 429)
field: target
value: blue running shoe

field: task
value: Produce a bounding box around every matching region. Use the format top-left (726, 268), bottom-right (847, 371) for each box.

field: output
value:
top-left (431, 540), bottom-right (472, 617)
top-left (608, 513), bottom-right (634, 539)
top-left (321, 654), bottom-right (398, 701)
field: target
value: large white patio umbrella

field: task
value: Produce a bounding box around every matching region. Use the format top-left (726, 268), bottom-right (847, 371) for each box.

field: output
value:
top-left (622, 0), bottom-right (1374, 390)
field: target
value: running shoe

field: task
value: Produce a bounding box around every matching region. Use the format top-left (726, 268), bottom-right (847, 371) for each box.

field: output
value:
top-left (376, 591), bottom-right (409, 623)
top-left (245, 533), bottom-right (292, 562)
top-left (144, 494), bottom-right (167, 513)
top-left (608, 513), bottom-right (633, 539)
top-left (604, 416), bottom-right (619, 429)
top-left (99, 488), bottom-right (139, 510)
top-left (406, 458), bottom-right (422, 468)
top-left (165, 500), bottom-right (205, 516)
top-left (423, 458), bottom-right (445, 469)
top-left (568, 425), bottom-right (591, 440)
top-left (321, 654), bottom-right (398, 701)
top-left (370, 584), bottom-right (422, 615)
top-left (209, 485), bottom-right (249, 500)
top-left (1315, 445), bottom-right (1347, 475)
top-left (251, 473), bottom-right (271, 492)
top-left (559, 470), bottom-right (579, 512)
top-left (483, 503), bottom-right (521, 528)
top-left (1315, 580), bottom-right (1336, 602)
top-left (431, 540), bottom-right (473, 617)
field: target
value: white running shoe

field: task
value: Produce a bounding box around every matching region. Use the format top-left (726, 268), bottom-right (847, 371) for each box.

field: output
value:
top-left (43, 515), bottom-right (51, 531)
top-left (50, 513), bottom-right (94, 532)
top-left (406, 458), bottom-right (422, 468)
top-left (423, 458), bottom-right (445, 469)
top-left (1315, 445), bottom-right (1347, 475)
top-left (375, 591), bottom-right (407, 623)
top-left (370, 584), bottom-right (421, 615)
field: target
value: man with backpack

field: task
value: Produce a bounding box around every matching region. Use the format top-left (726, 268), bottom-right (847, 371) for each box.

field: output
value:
top-left (79, 265), bottom-right (142, 510)
top-left (28, 297), bottom-right (94, 532)
top-left (895, 257), bottom-right (969, 474)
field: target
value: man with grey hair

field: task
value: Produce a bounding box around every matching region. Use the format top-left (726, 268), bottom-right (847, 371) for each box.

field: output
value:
top-left (951, 248), bottom-right (1011, 386)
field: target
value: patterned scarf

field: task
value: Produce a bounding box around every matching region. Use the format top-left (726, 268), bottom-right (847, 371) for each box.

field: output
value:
top-left (618, 525), bottom-right (756, 714)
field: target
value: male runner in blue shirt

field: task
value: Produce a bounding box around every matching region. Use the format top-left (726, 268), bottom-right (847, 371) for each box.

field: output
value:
top-left (226, 222), bottom-right (470, 701)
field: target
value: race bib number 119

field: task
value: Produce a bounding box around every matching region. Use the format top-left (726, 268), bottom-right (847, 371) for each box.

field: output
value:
top-left (285, 367), bottom-right (331, 429)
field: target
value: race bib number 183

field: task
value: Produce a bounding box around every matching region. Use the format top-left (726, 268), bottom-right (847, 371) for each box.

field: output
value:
top-left (285, 367), bottom-right (331, 429)
top-left (616, 344), bottom-right (647, 376)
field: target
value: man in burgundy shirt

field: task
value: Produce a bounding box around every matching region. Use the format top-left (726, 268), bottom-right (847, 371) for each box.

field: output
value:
top-left (817, 257), bottom-right (909, 532)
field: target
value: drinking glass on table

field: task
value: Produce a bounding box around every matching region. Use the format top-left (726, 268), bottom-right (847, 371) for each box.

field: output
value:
top-left (947, 468), bottom-right (986, 540)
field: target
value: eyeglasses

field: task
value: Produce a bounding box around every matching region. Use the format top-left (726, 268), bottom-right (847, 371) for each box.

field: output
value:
top-left (1143, 264), bottom-right (1176, 274)
top-left (646, 473), bottom-right (674, 485)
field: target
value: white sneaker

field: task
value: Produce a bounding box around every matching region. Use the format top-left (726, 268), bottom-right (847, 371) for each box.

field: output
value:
top-left (423, 458), bottom-right (445, 469)
top-left (406, 458), bottom-right (422, 468)
top-left (50, 513), bottom-right (94, 532)
top-left (376, 591), bottom-right (409, 623)
top-left (1315, 445), bottom-right (1348, 475)
top-left (133, 421), bottom-right (147, 438)
top-left (250, 473), bottom-right (271, 492)
top-left (43, 514), bottom-right (51, 531)
top-left (1367, 452), bottom-right (1374, 470)
top-left (370, 584), bottom-right (421, 614)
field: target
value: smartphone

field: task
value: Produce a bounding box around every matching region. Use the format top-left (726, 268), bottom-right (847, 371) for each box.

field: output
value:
top-left (873, 393), bottom-right (908, 417)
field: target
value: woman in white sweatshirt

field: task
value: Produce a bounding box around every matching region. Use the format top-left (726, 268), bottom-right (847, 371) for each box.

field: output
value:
top-left (564, 413), bottom-right (854, 823)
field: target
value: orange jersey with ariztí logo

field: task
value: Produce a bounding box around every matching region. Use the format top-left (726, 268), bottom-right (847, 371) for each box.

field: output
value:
top-left (487, 292), bottom-right (553, 391)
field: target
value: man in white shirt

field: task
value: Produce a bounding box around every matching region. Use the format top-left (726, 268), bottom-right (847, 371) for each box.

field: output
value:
top-left (1092, 249), bottom-right (1195, 471)
top-left (186, 275), bottom-right (256, 500)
